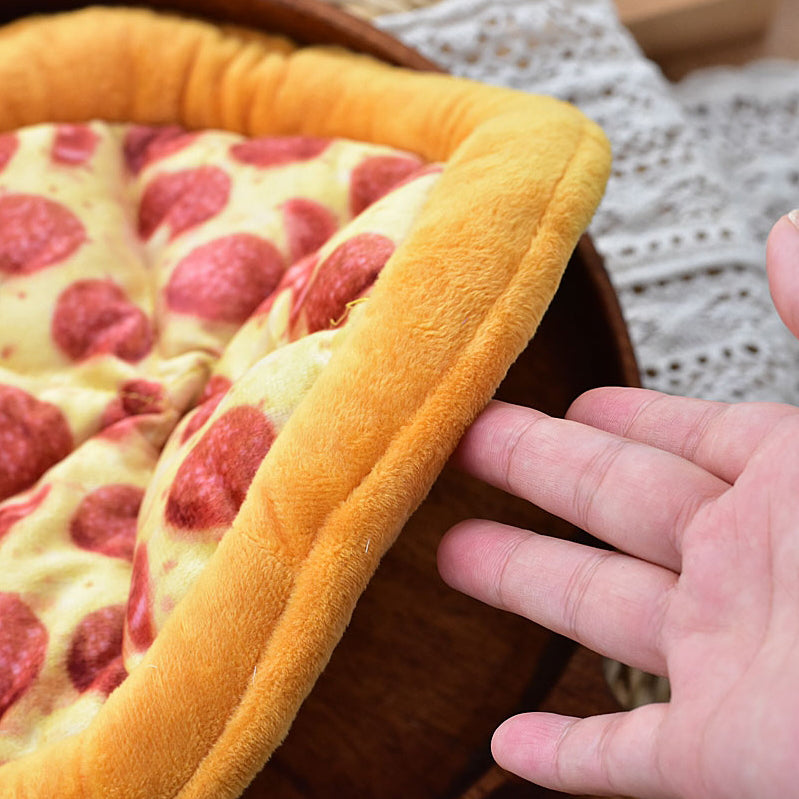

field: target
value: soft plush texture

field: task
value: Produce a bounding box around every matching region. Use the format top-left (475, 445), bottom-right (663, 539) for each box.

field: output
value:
top-left (0, 6), bottom-right (610, 798)
top-left (0, 119), bottom-right (441, 754)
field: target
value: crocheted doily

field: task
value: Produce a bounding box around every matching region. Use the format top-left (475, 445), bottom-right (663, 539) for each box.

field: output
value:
top-left (375, 0), bottom-right (799, 404)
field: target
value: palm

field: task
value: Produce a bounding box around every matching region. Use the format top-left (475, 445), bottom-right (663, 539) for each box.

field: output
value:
top-left (439, 216), bottom-right (799, 798)
top-left (658, 426), bottom-right (799, 799)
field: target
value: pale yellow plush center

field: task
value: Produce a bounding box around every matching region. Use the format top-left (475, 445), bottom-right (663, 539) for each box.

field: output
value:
top-left (0, 120), bottom-right (439, 762)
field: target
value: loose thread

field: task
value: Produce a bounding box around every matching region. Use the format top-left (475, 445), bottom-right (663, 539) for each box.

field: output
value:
top-left (330, 297), bottom-right (369, 328)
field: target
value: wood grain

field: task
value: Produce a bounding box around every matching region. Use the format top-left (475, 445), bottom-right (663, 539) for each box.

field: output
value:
top-left (656, 0), bottom-right (799, 79)
top-left (616, 0), bottom-right (779, 58)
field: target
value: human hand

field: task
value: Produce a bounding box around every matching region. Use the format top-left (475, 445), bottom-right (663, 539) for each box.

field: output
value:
top-left (439, 213), bottom-right (799, 798)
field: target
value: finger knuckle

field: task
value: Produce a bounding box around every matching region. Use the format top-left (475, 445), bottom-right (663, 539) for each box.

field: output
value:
top-left (492, 534), bottom-right (527, 610)
top-left (561, 550), bottom-right (611, 642)
top-left (572, 440), bottom-right (625, 533)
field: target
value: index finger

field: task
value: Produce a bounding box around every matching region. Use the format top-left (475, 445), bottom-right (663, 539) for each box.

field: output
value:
top-left (451, 401), bottom-right (728, 570)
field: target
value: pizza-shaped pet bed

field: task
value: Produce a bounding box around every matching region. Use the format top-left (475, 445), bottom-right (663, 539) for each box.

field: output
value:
top-left (0, 7), bottom-right (610, 798)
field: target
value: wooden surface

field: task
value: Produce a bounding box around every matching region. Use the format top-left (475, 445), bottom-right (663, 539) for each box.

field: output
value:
top-left (616, 0), bottom-right (779, 59)
top-left (655, 0), bottom-right (799, 79)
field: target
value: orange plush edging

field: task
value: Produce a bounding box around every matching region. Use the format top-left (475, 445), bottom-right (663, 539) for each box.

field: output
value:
top-left (0, 7), bottom-right (611, 798)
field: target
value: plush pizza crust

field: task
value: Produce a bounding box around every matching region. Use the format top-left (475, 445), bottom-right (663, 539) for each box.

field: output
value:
top-left (0, 7), bottom-right (611, 799)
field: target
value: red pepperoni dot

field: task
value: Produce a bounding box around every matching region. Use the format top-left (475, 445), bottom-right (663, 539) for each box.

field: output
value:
top-left (0, 133), bottom-right (18, 172)
top-left (126, 545), bottom-right (155, 652)
top-left (99, 417), bottom-right (148, 443)
top-left (350, 155), bottom-right (424, 216)
top-left (0, 194), bottom-right (86, 276)
top-left (282, 253), bottom-right (319, 294)
top-left (52, 279), bottom-right (153, 363)
top-left (301, 233), bottom-right (395, 334)
top-left (52, 124), bottom-right (99, 166)
top-left (67, 605), bottom-right (126, 693)
top-left (283, 197), bottom-right (338, 264)
top-left (69, 484), bottom-right (144, 561)
top-left (256, 253), bottom-right (319, 321)
top-left (138, 166), bottom-right (230, 241)
top-left (101, 379), bottom-right (163, 429)
top-left (123, 125), bottom-right (197, 174)
top-left (0, 593), bottom-right (48, 720)
top-left (0, 385), bottom-right (72, 502)
top-left (0, 484), bottom-right (51, 542)
top-left (199, 375), bottom-right (233, 405)
top-left (179, 397), bottom-right (222, 445)
top-left (92, 655), bottom-right (127, 696)
top-left (166, 406), bottom-right (275, 535)
top-left (180, 376), bottom-right (231, 444)
top-left (230, 136), bottom-right (330, 168)
top-left (166, 234), bottom-right (284, 324)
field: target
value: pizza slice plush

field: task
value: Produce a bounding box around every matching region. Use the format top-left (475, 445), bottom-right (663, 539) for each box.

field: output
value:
top-left (0, 7), bottom-right (610, 798)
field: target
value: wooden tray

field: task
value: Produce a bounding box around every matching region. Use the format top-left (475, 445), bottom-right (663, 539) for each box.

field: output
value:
top-left (1, 2), bottom-right (640, 797)
top-left (615, 0), bottom-right (779, 58)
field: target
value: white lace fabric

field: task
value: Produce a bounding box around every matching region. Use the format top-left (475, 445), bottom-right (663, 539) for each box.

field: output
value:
top-left (376, 0), bottom-right (799, 403)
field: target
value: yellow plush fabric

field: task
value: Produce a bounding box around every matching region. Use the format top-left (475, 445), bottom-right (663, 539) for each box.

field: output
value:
top-left (0, 117), bottom-right (441, 755)
top-left (0, 6), bottom-right (610, 798)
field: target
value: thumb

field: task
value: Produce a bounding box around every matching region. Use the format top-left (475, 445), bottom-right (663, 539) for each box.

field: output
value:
top-left (766, 211), bottom-right (799, 341)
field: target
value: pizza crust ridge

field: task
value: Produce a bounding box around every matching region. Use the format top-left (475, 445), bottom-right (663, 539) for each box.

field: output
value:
top-left (0, 7), bottom-right (611, 798)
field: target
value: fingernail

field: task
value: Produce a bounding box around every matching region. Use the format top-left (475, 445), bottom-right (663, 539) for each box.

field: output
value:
top-left (789, 209), bottom-right (799, 230)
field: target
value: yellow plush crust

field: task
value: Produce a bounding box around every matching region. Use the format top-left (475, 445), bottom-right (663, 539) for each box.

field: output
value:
top-left (0, 7), bottom-right (610, 798)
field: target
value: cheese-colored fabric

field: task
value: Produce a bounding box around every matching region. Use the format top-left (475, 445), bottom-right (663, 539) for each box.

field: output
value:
top-left (0, 7), bottom-right (610, 798)
top-left (0, 119), bottom-right (440, 753)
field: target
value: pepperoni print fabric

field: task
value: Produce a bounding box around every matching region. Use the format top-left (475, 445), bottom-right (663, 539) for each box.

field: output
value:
top-left (66, 605), bottom-right (126, 693)
top-left (164, 406), bottom-right (277, 533)
top-left (70, 484), bottom-right (144, 561)
top-left (0, 385), bottom-right (72, 502)
top-left (0, 194), bottom-right (86, 277)
top-left (123, 125), bottom-right (198, 174)
top-left (0, 119), bottom-right (441, 760)
top-left (349, 154), bottom-right (425, 215)
top-left (51, 124), bottom-right (100, 166)
top-left (0, 485), bottom-right (50, 542)
top-left (0, 433), bottom-right (157, 758)
top-left (214, 163), bottom-right (442, 383)
top-left (0, 593), bottom-right (47, 720)
top-left (283, 197), bottom-right (338, 264)
top-left (52, 279), bottom-right (154, 363)
top-left (299, 233), bottom-right (396, 334)
top-left (137, 166), bottom-right (231, 241)
top-left (0, 134), bottom-right (18, 172)
top-left (229, 135), bottom-right (330, 168)
top-left (165, 234), bottom-right (284, 324)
